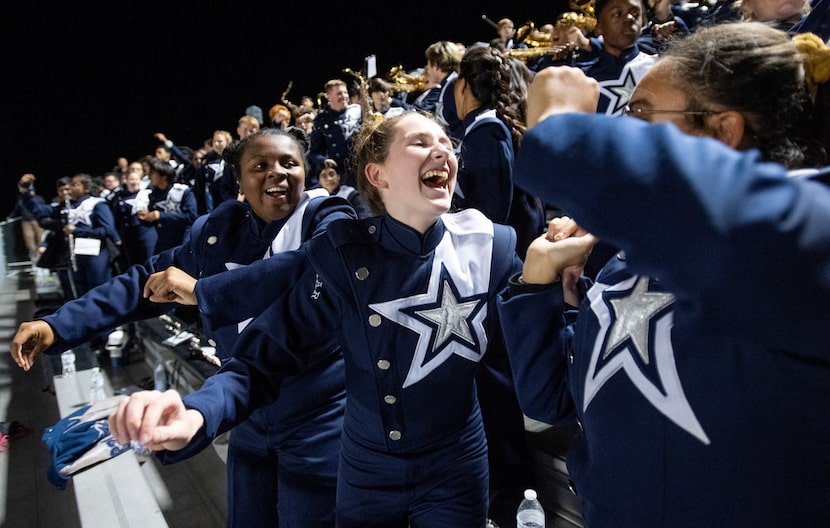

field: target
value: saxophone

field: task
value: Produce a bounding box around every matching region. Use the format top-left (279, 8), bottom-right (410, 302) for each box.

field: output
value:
top-left (386, 65), bottom-right (427, 94)
top-left (508, 45), bottom-right (572, 62)
top-left (344, 67), bottom-right (383, 121)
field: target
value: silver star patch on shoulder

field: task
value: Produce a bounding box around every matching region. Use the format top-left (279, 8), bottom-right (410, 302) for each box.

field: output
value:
top-left (584, 275), bottom-right (710, 444)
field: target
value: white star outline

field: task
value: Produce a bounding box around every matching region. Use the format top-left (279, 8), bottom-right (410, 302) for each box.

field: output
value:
top-left (368, 234), bottom-right (491, 388)
top-left (67, 198), bottom-right (100, 226)
top-left (221, 262), bottom-right (254, 334)
top-left (584, 275), bottom-right (710, 444)
top-left (597, 53), bottom-right (658, 116)
top-left (599, 67), bottom-right (638, 116)
top-left (404, 269), bottom-right (486, 358)
top-left (124, 189), bottom-right (151, 215)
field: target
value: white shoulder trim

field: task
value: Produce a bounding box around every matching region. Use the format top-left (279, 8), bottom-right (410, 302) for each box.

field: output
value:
top-left (441, 208), bottom-right (494, 237)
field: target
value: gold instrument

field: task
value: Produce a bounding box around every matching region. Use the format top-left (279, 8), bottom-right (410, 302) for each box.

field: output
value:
top-left (343, 67), bottom-right (384, 121)
top-left (508, 45), bottom-right (573, 62)
top-left (516, 22), bottom-right (552, 48)
top-left (280, 81), bottom-right (299, 114)
top-left (386, 64), bottom-right (427, 94)
top-left (570, 0), bottom-right (596, 19)
top-left (556, 10), bottom-right (597, 34)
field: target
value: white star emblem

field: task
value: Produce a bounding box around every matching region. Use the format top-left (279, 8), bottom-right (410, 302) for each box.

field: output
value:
top-left (221, 261), bottom-right (254, 333)
top-left (369, 234), bottom-right (490, 388)
top-left (584, 275), bottom-right (710, 444)
top-left (598, 53), bottom-right (658, 116)
top-left (125, 190), bottom-right (151, 215)
top-left (599, 67), bottom-right (638, 116)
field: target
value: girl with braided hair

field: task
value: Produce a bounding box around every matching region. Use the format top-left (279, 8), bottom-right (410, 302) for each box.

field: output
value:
top-left (453, 45), bottom-right (545, 261)
top-left (452, 44), bottom-right (546, 527)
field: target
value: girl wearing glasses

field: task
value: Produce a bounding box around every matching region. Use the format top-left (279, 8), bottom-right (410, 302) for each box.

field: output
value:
top-left (499, 22), bottom-right (830, 527)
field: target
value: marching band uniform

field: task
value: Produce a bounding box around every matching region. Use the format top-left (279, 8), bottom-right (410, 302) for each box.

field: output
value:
top-left (188, 209), bottom-right (521, 526)
top-left (114, 186), bottom-right (156, 267)
top-left (23, 192), bottom-right (120, 298)
top-left (31, 192), bottom-right (355, 527)
top-left (576, 37), bottom-right (657, 115)
top-left (309, 103), bottom-right (362, 186)
top-left (67, 195), bottom-right (121, 295)
top-left (147, 182), bottom-right (198, 253)
top-left (498, 113), bottom-right (830, 527)
top-left (454, 107), bottom-right (545, 259)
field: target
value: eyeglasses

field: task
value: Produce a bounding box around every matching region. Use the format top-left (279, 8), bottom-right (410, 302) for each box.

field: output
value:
top-left (623, 105), bottom-right (717, 118)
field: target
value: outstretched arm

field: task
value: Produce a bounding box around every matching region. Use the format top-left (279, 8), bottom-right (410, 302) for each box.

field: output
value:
top-left (109, 389), bottom-right (205, 452)
top-left (10, 321), bottom-right (56, 371)
top-left (144, 266), bottom-right (198, 305)
top-left (517, 67), bottom-right (830, 355)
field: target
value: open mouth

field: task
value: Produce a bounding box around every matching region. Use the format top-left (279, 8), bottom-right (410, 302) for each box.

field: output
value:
top-left (421, 169), bottom-right (449, 189)
top-left (265, 186), bottom-right (288, 197)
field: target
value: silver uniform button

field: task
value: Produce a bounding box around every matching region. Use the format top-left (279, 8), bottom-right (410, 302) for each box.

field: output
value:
top-left (377, 359), bottom-right (391, 370)
top-left (207, 235), bottom-right (218, 245)
top-left (368, 314), bottom-right (382, 327)
top-left (367, 225), bottom-right (376, 234)
top-left (388, 430), bottom-right (402, 441)
top-left (208, 338), bottom-right (217, 346)
top-left (383, 395), bottom-right (397, 404)
top-left (355, 267), bottom-right (370, 280)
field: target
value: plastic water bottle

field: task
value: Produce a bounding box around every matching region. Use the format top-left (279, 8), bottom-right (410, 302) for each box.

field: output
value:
top-left (153, 361), bottom-right (167, 391)
top-left (516, 488), bottom-right (545, 528)
top-left (60, 350), bottom-right (76, 377)
top-left (89, 367), bottom-right (106, 404)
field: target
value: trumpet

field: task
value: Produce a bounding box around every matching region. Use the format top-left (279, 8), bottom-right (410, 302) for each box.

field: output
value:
top-left (386, 65), bottom-right (427, 93)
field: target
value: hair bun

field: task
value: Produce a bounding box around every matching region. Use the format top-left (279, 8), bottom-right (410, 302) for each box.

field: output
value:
top-left (793, 32), bottom-right (830, 86)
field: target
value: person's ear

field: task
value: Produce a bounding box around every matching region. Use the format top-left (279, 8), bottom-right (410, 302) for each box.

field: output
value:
top-left (710, 110), bottom-right (746, 149)
top-left (364, 163), bottom-right (388, 190)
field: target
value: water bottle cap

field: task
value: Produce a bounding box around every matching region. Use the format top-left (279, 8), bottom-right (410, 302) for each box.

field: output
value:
top-left (524, 489), bottom-right (537, 501)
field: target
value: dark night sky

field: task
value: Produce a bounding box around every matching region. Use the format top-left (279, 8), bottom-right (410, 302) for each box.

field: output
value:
top-left (1, 1), bottom-right (565, 216)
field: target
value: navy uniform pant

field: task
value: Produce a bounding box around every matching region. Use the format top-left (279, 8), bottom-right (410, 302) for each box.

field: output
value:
top-left (335, 421), bottom-right (489, 528)
top-left (226, 403), bottom-right (341, 528)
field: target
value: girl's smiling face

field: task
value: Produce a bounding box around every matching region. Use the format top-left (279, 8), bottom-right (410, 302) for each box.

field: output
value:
top-left (237, 134), bottom-right (306, 223)
top-left (365, 113), bottom-right (457, 233)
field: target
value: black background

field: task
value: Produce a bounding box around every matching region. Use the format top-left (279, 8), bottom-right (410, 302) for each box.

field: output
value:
top-left (1, 1), bottom-right (565, 216)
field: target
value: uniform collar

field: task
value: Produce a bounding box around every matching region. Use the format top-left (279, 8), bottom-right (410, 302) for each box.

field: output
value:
top-left (382, 213), bottom-right (444, 256)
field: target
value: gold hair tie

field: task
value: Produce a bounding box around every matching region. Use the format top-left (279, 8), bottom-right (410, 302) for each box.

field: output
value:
top-left (793, 32), bottom-right (830, 86)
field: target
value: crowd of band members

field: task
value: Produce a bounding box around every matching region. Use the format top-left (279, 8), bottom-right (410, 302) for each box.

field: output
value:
top-left (12, 0), bottom-right (828, 302)
top-left (6, 3), bottom-right (830, 525)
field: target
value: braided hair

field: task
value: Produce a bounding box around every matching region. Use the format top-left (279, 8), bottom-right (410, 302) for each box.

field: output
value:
top-left (457, 46), bottom-right (527, 150)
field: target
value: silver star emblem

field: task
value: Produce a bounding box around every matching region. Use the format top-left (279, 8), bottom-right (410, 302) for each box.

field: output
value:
top-left (584, 275), bottom-right (710, 444)
top-left (603, 277), bottom-right (674, 363)
top-left (369, 231), bottom-right (491, 388)
top-left (413, 279), bottom-right (480, 350)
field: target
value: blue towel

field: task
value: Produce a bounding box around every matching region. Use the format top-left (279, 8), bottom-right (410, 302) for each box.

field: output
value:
top-left (42, 395), bottom-right (130, 489)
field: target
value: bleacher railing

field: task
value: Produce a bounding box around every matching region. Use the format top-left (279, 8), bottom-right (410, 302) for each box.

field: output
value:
top-left (0, 218), bottom-right (32, 275)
